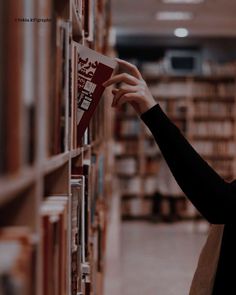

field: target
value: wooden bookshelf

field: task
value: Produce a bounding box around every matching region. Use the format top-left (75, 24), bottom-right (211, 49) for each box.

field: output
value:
top-left (115, 62), bottom-right (236, 220)
top-left (0, 1), bottom-right (115, 295)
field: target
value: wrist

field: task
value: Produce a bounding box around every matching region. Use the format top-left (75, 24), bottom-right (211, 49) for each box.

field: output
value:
top-left (139, 98), bottom-right (157, 115)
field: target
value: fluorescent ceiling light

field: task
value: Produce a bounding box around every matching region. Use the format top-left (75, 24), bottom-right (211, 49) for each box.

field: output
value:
top-left (156, 11), bottom-right (193, 20)
top-left (162, 0), bottom-right (204, 3)
top-left (174, 27), bottom-right (189, 37)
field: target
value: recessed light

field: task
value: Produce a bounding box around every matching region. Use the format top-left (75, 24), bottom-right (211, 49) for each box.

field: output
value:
top-left (174, 27), bottom-right (189, 37)
top-left (163, 0), bottom-right (204, 3)
top-left (156, 11), bottom-right (193, 20)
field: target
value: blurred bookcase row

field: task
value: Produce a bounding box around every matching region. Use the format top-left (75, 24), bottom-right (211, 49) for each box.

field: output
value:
top-left (115, 60), bottom-right (236, 221)
top-left (0, 1), bottom-right (116, 295)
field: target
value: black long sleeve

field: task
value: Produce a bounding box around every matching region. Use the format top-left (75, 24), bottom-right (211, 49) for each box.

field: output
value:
top-left (140, 103), bottom-right (236, 224)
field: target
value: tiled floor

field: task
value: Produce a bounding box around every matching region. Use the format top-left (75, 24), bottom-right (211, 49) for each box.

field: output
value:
top-left (121, 221), bottom-right (208, 295)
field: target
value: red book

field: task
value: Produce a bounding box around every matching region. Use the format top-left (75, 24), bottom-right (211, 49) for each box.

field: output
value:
top-left (75, 43), bottom-right (117, 144)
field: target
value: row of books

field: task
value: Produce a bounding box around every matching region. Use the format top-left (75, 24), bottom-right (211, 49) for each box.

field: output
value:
top-left (116, 119), bottom-right (141, 138)
top-left (192, 140), bottom-right (236, 157)
top-left (116, 157), bottom-right (138, 176)
top-left (94, 0), bottom-right (112, 53)
top-left (0, 227), bottom-right (34, 295)
top-left (120, 176), bottom-right (158, 196)
top-left (149, 82), bottom-right (192, 97)
top-left (193, 101), bottom-right (235, 117)
top-left (49, 16), bottom-right (114, 153)
top-left (114, 140), bottom-right (139, 156)
top-left (145, 158), bottom-right (161, 175)
top-left (143, 138), bottom-right (161, 157)
top-left (158, 100), bottom-right (187, 117)
top-left (121, 197), bottom-right (152, 218)
top-left (0, 157), bottom-right (106, 295)
top-left (121, 195), bottom-right (197, 220)
top-left (142, 60), bottom-right (236, 78)
top-left (115, 154), bottom-right (159, 177)
top-left (82, 0), bottom-right (111, 52)
top-left (49, 19), bottom-right (70, 155)
top-left (190, 121), bottom-right (234, 137)
top-left (202, 60), bottom-right (236, 77)
top-left (0, 14), bottom-right (115, 175)
top-left (0, 3), bottom-right (36, 175)
top-left (207, 159), bottom-right (233, 180)
top-left (190, 82), bottom-right (236, 97)
top-left (149, 81), bottom-right (235, 98)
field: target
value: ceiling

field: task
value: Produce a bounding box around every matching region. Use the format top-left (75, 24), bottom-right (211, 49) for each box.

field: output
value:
top-left (111, 0), bottom-right (236, 37)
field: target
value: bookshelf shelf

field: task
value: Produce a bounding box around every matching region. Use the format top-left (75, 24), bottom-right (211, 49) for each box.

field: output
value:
top-left (0, 1), bottom-right (115, 294)
top-left (193, 116), bottom-right (235, 121)
top-left (193, 96), bottom-right (235, 101)
top-left (43, 152), bottom-right (70, 174)
top-left (203, 155), bottom-right (234, 160)
top-left (144, 74), bottom-right (236, 83)
top-left (192, 136), bottom-right (234, 141)
top-left (70, 147), bottom-right (83, 158)
top-left (0, 167), bottom-right (37, 206)
top-left (117, 173), bottom-right (139, 178)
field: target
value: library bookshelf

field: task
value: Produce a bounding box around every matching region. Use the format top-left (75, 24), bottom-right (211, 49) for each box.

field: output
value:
top-left (115, 62), bottom-right (236, 221)
top-left (0, 1), bottom-right (115, 295)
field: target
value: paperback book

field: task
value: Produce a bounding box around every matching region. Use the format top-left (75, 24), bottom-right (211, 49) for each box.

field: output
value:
top-left (76, 43), bottom-right (116, 143)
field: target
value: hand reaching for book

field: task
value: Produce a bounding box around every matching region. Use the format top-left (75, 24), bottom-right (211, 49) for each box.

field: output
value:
top-left (103, 58), bottom-right (157, 115)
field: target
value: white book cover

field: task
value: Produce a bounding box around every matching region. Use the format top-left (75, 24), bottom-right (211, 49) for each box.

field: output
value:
top-left (75, 43), bottom-right (117, 143)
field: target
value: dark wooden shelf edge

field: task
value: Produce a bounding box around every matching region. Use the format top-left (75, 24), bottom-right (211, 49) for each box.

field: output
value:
top-left (43, 152), bottom-right (70, 174)
top-left (0, 167), bottom-right (37, 206)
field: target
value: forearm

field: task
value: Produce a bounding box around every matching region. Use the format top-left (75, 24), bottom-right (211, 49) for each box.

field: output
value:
top-left (141, 103), bottom-right (233, 224)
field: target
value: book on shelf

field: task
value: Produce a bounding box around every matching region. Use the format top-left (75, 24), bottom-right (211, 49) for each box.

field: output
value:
top-left (0, 95), bottom-right (6, 175)
top-left (72, 163), bottom-right (91, 262)
top-left (71, 176), bottom-right (85, 295)
top-left (40, 195), bottom-right (69, 295)
top-left (73, 42), bottom-right (116, 145)
top-left (73, 0), bottom-right (84, 20)
top-left (49, 19), bottom-right (70, 155)
top-left (117, 119), bottom-right (141, 138)
top-left (116, 157), bottom-right (138, 176)
top-left (84, 0), bottom-right (95, 42)
top-left (0, 227), bottom-right (33, 295)
top-left (0, 5), bottom-right (4, 175)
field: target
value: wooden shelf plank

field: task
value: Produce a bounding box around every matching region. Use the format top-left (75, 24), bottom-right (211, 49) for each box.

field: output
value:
top-left (192, 135), bottom-right (234, 141)
top-left (0, 167), bottom-right (37, 206)
top-left (193, 116), bottom-right (235, 121)
top-left (203, 155), bottom-right (234, 161)
top-left (144, 74), bottom-right (236, 83)
top-left (193, 96), bottom-right (235, 101)
top-left (43, 152), bottom-right (70, 174)
top-left (70, 147), bottom-right (83, 158)
top-left (116, 173), bottom-right (139, 178)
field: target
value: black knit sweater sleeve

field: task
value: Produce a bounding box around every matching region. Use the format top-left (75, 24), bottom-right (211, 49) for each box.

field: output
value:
top-left (140, 103), bottom-right (236, 224)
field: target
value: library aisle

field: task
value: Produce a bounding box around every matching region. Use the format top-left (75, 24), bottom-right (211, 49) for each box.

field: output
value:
top-left (120, 221), bottom-right (207, 295)
top-left (2, 0), bottom-right (236, 294)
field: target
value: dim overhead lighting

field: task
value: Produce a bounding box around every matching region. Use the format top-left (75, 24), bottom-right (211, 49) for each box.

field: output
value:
top-left (162, 0), bottom-right (204, 3)
top-left (156, 11), bottom-right (193, 20)
top-left (174, 27), bottom-right (189, 37)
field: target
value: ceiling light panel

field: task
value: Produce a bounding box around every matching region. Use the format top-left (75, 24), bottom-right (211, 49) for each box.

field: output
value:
top-left (162, 0), bottom-right (204, 3)
top-left (156, 11), bottom-right (193, 20)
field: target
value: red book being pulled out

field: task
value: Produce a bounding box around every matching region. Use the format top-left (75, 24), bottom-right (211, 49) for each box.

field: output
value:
top-left (75, 43), bottom-right (117, 144)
